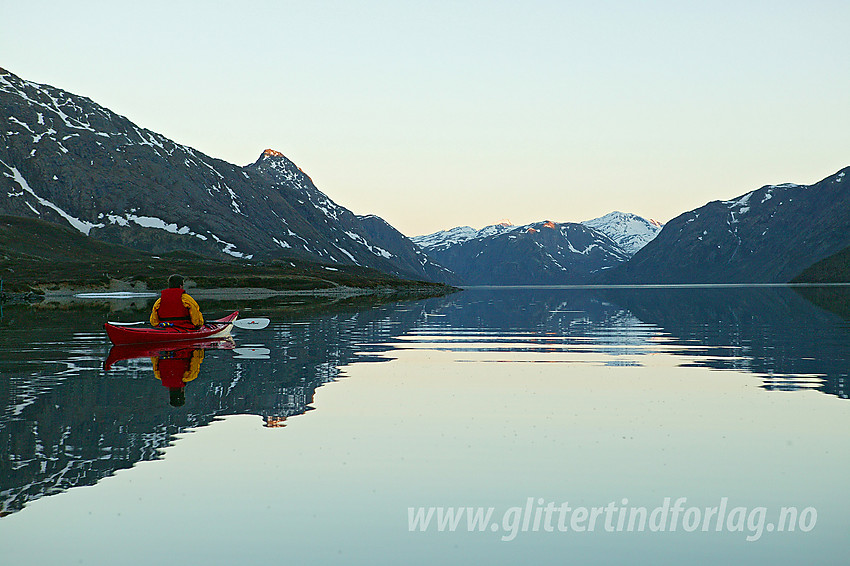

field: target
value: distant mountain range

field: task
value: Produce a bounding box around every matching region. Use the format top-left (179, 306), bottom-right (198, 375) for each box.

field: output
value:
top-left (412, 212), bottom-right (662, 285)
top-left (2, 66), bottom-right (848, 286)
top-left (412, 170), bottom-right (850, 285)
top-left (0, 67), bottom-right (449, 283)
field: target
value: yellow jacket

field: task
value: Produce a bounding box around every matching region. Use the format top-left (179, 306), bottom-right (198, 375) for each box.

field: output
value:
top-left (150, 293), bottom-right (205, 327)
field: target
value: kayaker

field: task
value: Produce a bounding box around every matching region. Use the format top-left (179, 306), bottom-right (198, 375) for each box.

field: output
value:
top-left (150, 274), bottom-right (204, 329)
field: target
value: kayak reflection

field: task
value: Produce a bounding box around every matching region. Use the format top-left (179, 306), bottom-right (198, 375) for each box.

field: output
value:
top-left (103, 338), bottom-right (236, 407)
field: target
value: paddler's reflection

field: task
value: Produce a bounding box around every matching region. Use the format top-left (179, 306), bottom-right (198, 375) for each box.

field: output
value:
top-left (151, 348), bottom-right (204, 407)
top-left (103, 337), bottom-right (236, 407)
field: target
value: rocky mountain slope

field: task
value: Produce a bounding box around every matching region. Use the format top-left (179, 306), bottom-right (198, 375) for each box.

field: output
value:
top-left (0, 67), bottom-right (451, 283)
top-left (355, 214), bottom-right (459, 284)
top-left (608, 167), bottom-right (850, 283)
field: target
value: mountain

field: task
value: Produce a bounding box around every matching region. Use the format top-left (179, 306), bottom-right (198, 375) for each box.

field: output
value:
top-left (581, 211), bottom-right (663, 255)
top-left (412, 213), bottom-right (662, 285)
top-left (0, 67), bottom-right (452, 283)
top-left (607, 167), bottom-right (850, 283)
top-left (414, 220), bottom-right (630, 285)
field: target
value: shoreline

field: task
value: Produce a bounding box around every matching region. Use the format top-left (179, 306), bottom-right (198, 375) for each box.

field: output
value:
top-left (0, 281), bottom-right (457, 306)
top-left (5, 281), bottom-right (849, 306)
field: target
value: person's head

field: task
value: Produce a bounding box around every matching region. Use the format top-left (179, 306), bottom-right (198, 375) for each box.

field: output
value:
top-left (167, 274), bottom-right (184, 289)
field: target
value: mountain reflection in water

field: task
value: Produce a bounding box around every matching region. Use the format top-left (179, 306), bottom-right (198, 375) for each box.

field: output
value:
top-left (403, 286), bottom-right (850, 398)
top-left (1, 286), bottom-right (848, 516)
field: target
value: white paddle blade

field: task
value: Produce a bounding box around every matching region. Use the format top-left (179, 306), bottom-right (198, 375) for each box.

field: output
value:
top-left (233, 318), bottom-right (270, 330)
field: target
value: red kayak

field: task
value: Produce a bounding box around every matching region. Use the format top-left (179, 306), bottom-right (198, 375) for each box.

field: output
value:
top-left (104, 311), bottom-right (239, 346)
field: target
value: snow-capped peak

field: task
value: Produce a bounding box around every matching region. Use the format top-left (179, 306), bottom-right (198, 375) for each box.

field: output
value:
top-left (581, 211), bottom-right (663, 256)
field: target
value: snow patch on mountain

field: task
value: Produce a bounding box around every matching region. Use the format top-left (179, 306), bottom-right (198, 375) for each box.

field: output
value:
top-left (724, 191), bottom-right (753, 208)
top-left (1, 160), bottom-right (103, 235)
top-left (101, 212), bottom-right (208, 241)
top-left (0, 72), bottom-right (99, 134)
top-left (344, 230), bottom-right (393, 258)
top-left (209, 233), bottom-right (252, 259)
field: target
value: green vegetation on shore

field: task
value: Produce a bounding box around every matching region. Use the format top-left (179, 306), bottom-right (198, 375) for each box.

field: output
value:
top-left (791, 245), bottom-right (850, 284)
top-left (0, 215), bottom-right (455, 299)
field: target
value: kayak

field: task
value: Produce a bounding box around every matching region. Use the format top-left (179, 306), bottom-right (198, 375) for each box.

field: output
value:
top-left (104, 311), bottom-right (239, 345)
top-left (103, 336), bottom-right (235, 370)
top-left (104, 311), bottom-right (239, 346)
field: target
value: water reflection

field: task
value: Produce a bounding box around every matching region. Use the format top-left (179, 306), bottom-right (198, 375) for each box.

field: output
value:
top-left (0, 299), bottom-right (429, 516)
top-left (1, 286), bottom-right (849, 516)
top-left (104, 338), bottom-right (236, 406)
top-left (399, 286), bottom-right (850, 397)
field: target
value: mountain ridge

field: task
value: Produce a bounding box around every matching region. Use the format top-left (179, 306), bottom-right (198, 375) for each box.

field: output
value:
top-left (606, 168), bottom-right (850, 283)
top-left (415, 212), bottom-right (663, 258)
top-left (0, 67), bottom-right (452, 283)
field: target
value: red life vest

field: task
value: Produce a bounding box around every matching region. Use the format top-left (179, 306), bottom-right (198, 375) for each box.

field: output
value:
top-left (158, 288), bottom-right (191, 323)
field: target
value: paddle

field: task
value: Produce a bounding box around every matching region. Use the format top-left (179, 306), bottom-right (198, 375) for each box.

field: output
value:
top-left (229, 318), bottom-right (270, 330)
top-left (109, 317), bottom-right (270, 330)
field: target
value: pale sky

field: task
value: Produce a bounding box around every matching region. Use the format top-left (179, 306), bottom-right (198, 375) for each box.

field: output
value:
top-left (2, 0), bottom-right (849, 236)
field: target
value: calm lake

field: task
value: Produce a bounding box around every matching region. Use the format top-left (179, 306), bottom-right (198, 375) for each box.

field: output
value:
top-left (1, 286), bottom-right (849, 565)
